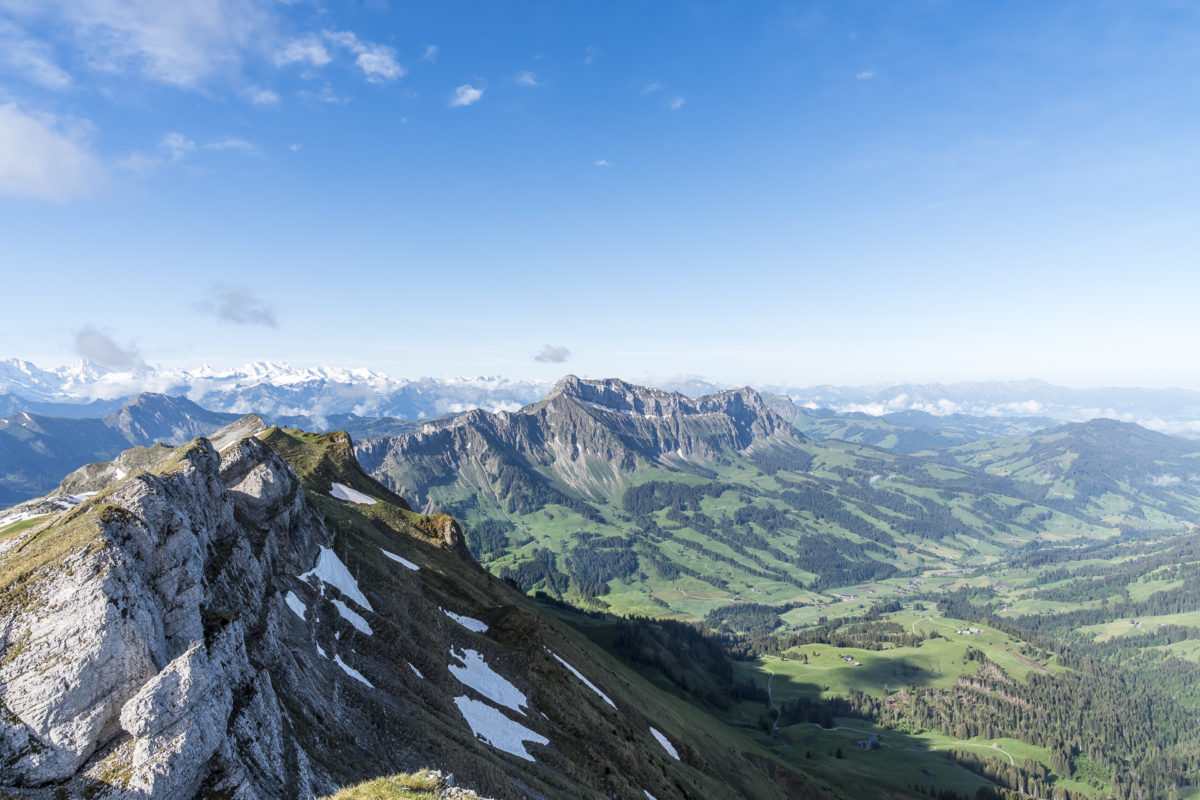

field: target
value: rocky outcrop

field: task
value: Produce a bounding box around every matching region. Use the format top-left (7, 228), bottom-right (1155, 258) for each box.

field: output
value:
top-left (356, 376), bottom-right (803, 509)
top-left (0, 436), bottom-right (319, 798)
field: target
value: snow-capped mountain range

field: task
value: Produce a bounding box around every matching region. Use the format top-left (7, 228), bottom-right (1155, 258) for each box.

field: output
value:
top-left (0, 358), bottom-right (550, 421)
top-left (3, 358), bottom-right (1200, 436)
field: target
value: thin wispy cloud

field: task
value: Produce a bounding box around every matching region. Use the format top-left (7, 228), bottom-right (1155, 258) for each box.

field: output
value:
top-left (298, 83), bottom-right (349, 105)
top-left (323, 30), bottom-right (405, 83)
top-left (856, 70), bottom-right (876, 80)
top-left (289, 143), bottom-right (302, 152)
top-left (0, 103), bottom-right (101, 200)
top-left (162, 132), bottom-right (197, 161)
top-left (275, 34), bottom-right (332, 68)
top-left (204, 137), bottom-right (256, 153)
top-left (10, 0), bottom-right (274, 88)
top-left (584, 46), bottom-right (602, 65)
top-left (534, 345), bottom-right (572, 363)
top-left (449, 84), bottom-right (484, 107)
top-left (668, 96), bottom-right (685, 110)
top-left (0, 22), bottom-right (72, 90)
top-left (422, 45), bottom-right (438, 62)
top-left (117, 132), bottom-right (255, 175)
top-left (241, 86), bottom-right (280, 106)
top-left (514, 71), bottom-right (541, 87)
top-left (74, 325), bottom-right (143, 371)
top-left (195, 284), bottom-right (278, 328)
top-left (641, 81), bottom-right (662, 95)
top-left (595, 159), bottom-right (609, 167)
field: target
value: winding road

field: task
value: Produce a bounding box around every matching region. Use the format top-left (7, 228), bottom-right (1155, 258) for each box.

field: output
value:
top-left (766, 669), bottom-right (782, 738)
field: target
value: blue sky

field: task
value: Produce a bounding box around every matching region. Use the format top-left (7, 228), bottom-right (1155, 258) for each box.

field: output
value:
top-left (1, 1), bottom-right (1198, 388)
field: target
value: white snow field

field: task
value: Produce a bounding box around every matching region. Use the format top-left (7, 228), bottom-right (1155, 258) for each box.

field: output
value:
top-left (300, 547), bottom-right (373, 610)
top-left (334, 654), bottom-right (373, 687)
top-left (547, 649), bottom-right (616, 709)
top-left (448, 647), bottom-right (527, 714)
top-left (442, 608), bottom-right (488, 632)
top-left (332, 599), bottom-right (372, 635)
top-left (381, 548), bottom-right (419, 570)
top-left (452, 696), bottom-right (548, 761)
top-left (284, 590), bottom-right (306, 621)
top-left (649, 727), bottom-right (679, 760)
top-left (329, 482), bottom-right (377, 505)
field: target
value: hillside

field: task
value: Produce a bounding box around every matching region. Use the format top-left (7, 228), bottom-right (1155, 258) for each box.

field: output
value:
top-left (0, 394), bottom-right (239, 506)
top-left (0, 420), bottom-right (826, 800)
top-left (356, 379), bottom-right (1200, 624)
top-left (947, 418), bottom-right (1200, 522)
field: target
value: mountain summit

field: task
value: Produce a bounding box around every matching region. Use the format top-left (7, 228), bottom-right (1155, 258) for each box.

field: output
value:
top-left (357, 376), bottom-right (800, 513)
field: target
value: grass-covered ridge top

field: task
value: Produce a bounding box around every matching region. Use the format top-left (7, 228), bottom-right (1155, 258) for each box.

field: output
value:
top-left (318, 769), bottom-right (489, 800)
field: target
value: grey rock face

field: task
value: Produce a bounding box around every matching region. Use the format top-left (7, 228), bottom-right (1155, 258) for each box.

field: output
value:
top-left (356, 376), bottom-right (799, 508)
top-left (0, 436), bottom-right (323, 798)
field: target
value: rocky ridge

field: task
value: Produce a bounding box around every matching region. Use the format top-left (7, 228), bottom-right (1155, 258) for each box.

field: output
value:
top-left (356, 376), bottom-right (802, 512)
top-left (0, 421), bottom-right (820, 799)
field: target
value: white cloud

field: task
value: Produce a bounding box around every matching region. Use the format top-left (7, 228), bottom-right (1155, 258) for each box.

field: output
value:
top-left (298, 82), bottom-right (348, 105)
top-left (204, 136), bottom-right (256, 153)
top-left (242, 85), bottom-right (280, 106)
top-left (161, 131), bottom-right (197, 160)
top-left (668, 96), bottom-right (685, 110)
top-left (1148, 474), bottom-right (1182, 488)
top-left (422, 44), bottom-right (438, 62)
top-left (289, 142), bottom-right (302, 152)
top-left (117, 131), bottom-right (254, 174)
top-left (323, 30), bottom-right (404, 83)
top-left (0, 22), bottom-right (72, 89)
top-left (275, 34), bottom-right (332, 68)
top-left (641, 81), bottom-right (662, 95)
top-left (534, 344), bottom-right (571, 364)
top-left (194, 283), bottom-right (277, 327)
top-left (584, 46), bottom-right (601, 65)
top-left (7, 0), bottom-right (274, 88)
top-left (74, 325), bottom-right (143, 371)
top-left (856, 70), bottom-right (876, 80)
top-left (449, 84), bottom-right (483, 107)
top-left (595, 159), bottom-right (609, 167)
top-left (514, 71), bottom-right (540, 87)
top-left (0, 103), bottom-right (101, 200)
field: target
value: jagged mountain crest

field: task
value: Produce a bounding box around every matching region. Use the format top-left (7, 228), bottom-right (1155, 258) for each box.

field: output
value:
top-left (357, 377), bottom-right (802, 510)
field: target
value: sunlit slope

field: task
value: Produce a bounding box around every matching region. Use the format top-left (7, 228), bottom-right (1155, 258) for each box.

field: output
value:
top-left (356, 379), bottom-right (1198, 618)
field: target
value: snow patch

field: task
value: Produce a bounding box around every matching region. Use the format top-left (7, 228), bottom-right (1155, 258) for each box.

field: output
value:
top-left (332, 599), bottom-right (372, 635)
top-left (284, 590), bottom-right (306, 621)
top-left (330, 482), bottom-right (377, 505)
top-left (409, 663), bottom-right (424, 679)
top-left (442, 608), bottom-right (488, 632)
top-left (547, 649), bottom-right (616, 709)
top-left (452, 696), bottom-right (548, 761)
top-left (449, 647), bottom-right (527, 714)
top-left (334, 654), bottom-right (373, 687)
top-left (316, 644), bottom-right (327, 658)
top-left (644, 792), bottom-right (658, 800)
top-left (649, 727), bottom-right (679, 760)
top-left (300, 547), bottom-right (373, 611)
top-left (381, 548), bottom-right (419, 570)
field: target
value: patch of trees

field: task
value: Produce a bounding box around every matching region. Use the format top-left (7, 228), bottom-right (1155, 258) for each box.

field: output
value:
top-left (565, 537), bottom-right (639, 600)
top-left (499, 547), bottom-right (569, 595)
top-left (704, 602), bottom-right (782, 637)
top-left (463, 518), bottom-right (514, 559)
